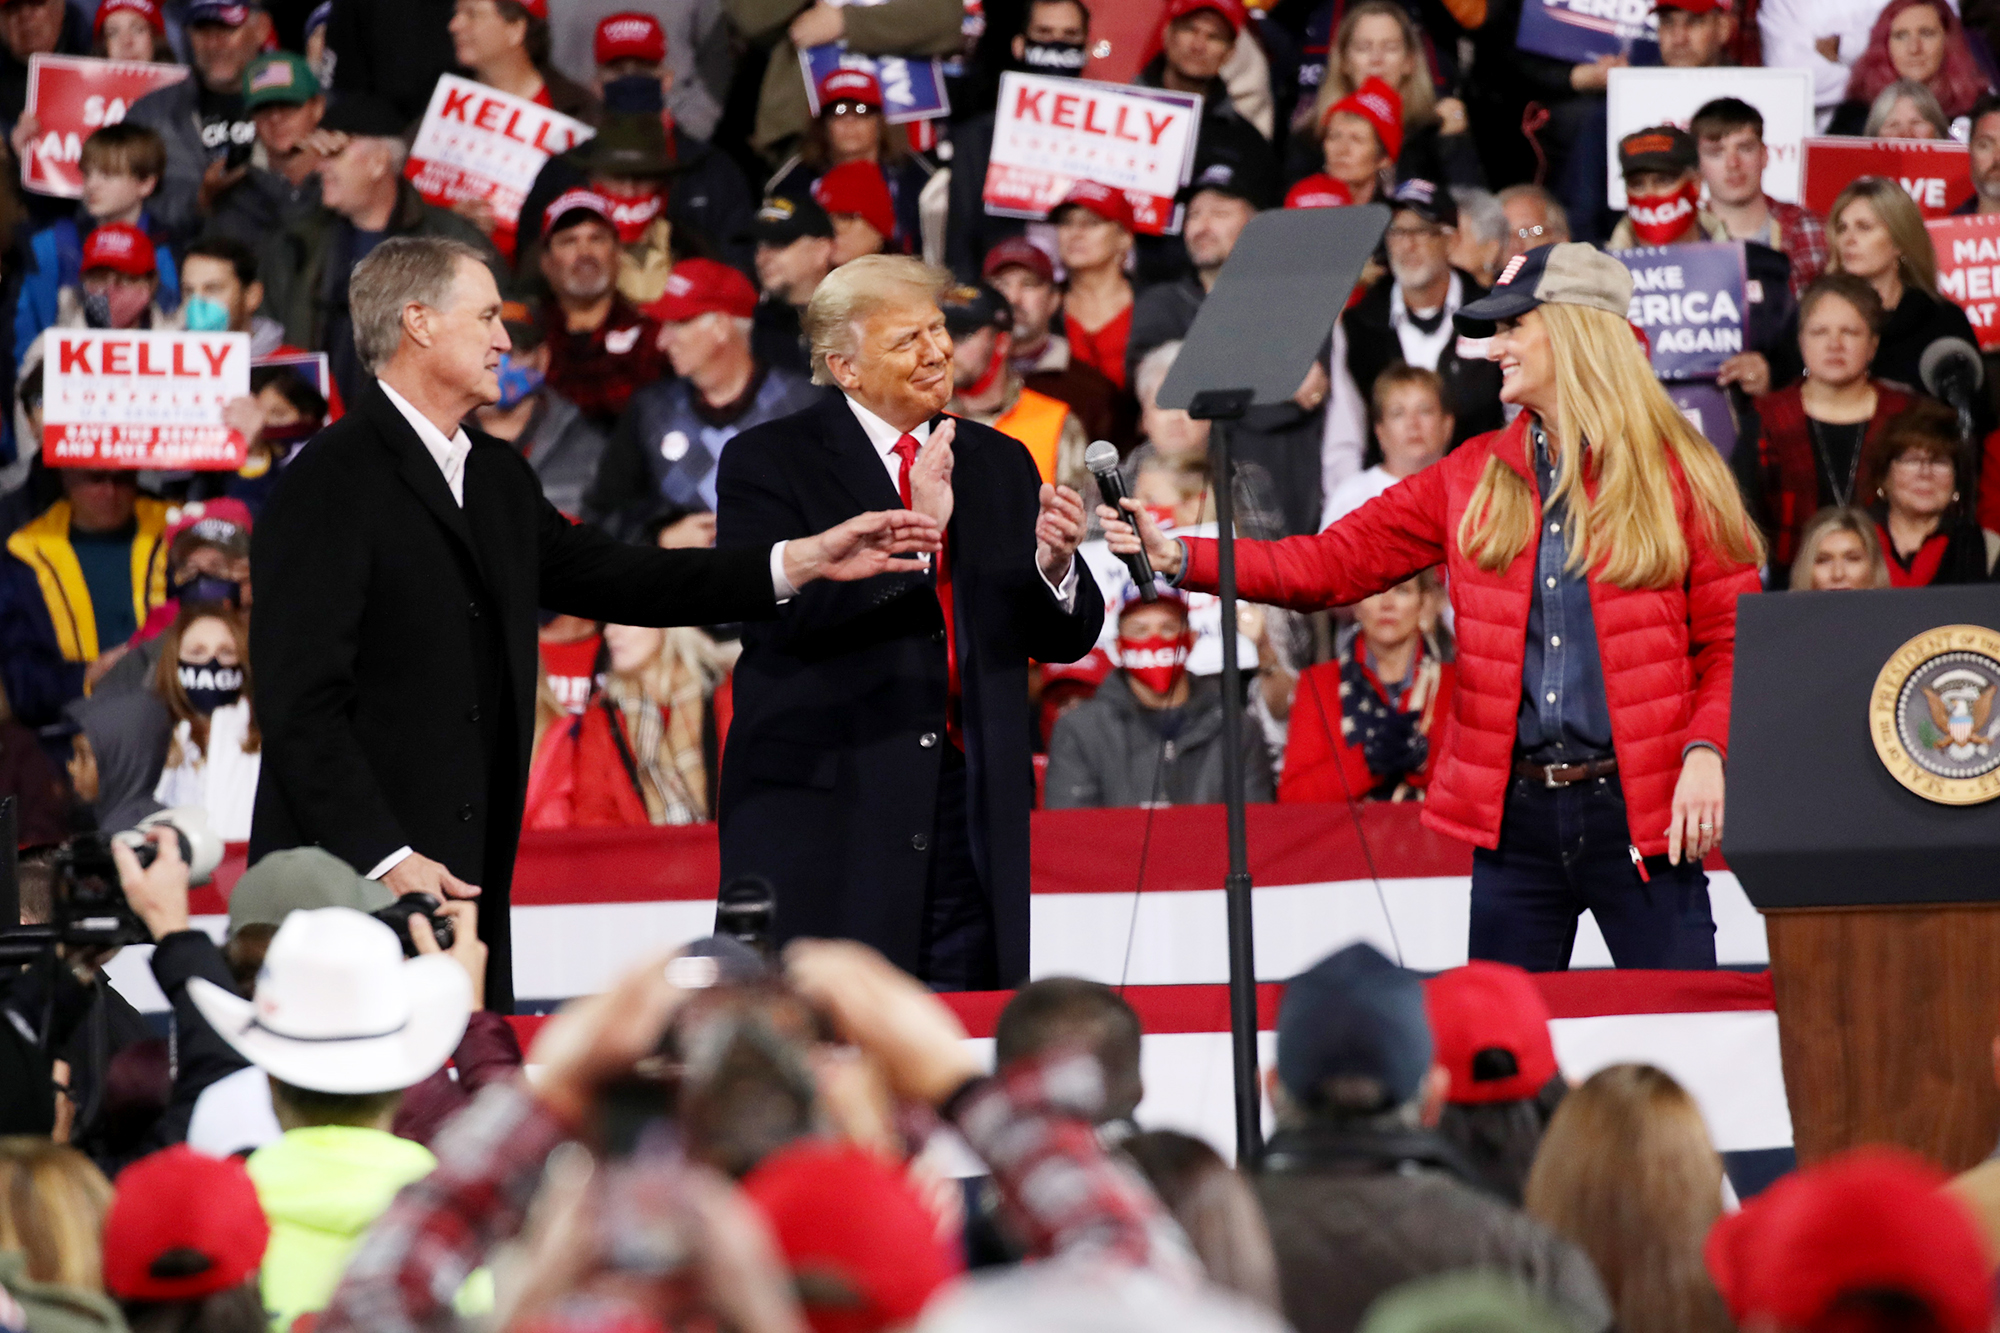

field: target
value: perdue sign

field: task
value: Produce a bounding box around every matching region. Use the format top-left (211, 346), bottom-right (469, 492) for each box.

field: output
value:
top-left (44, 330), bottom-right (250, 470)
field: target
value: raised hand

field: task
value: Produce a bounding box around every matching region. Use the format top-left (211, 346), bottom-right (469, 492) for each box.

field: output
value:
top-left (784, 510), bottom-right (943, 586)
top-left (1095, 496), bottom-right (1184, 580)
top-left (909, 419), bottom-right (956, 529)
top-left (1035, 483), bottom-right (1085, 584)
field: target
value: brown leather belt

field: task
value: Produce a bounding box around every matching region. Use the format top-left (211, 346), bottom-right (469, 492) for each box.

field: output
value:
top-left (1513, 756), bottom-right (1619, 788)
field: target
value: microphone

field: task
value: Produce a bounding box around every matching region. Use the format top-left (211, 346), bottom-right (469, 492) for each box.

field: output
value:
top-left (1919, 337), bottom-right (1984, 415)
top-left (1084, 439), bottom-right (1156, 601)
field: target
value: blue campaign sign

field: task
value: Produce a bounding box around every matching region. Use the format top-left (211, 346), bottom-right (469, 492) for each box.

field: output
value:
top-left (1515, 0), bottom-right (1659, 65)
top-left (800, 46), bottom-right (951, 125)
top-left (1614, 241), bottom-right (1748, 383)
top-left (1666, 382), bottom-right (1741, 460)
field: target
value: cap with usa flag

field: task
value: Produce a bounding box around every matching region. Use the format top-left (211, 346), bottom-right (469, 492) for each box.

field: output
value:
top-left (1452, 242), bottom-right (1633, 338)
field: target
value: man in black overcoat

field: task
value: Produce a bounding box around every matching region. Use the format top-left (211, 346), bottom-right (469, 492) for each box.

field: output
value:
top-left (716, 255), bottom-right (1105, 990)
top-left (248, 237), bottom-right (939, 1010)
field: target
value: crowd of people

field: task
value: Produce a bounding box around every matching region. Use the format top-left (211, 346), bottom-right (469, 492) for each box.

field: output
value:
top-left (1, 0), bottom-right (1997, 834)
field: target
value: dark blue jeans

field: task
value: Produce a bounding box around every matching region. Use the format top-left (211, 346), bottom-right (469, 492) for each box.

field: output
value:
top-left (1469, 773), bottom-right (1717, 972)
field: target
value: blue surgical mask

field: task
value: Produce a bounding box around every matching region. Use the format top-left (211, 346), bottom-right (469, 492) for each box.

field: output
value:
top-left (495, 354), bottom-right (545, 410)
top-left (183, 295), bottom-right (231, 333)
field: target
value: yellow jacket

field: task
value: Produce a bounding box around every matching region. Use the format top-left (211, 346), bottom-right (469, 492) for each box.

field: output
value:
top-left (5, 497), bottom-right (171, 662)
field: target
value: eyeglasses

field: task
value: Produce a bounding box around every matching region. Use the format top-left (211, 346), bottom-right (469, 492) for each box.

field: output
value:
top-left (825, 100), bottom-right (879, 118)
top-left (1890, 453), bottom-right (1956, 474)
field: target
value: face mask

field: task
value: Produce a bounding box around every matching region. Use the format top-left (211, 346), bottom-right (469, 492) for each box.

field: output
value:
top-left (1625, 179), bottom-right (1699, 245)
top-left (184, 295), bottom-right (231, 332)
top-left (1021, 40), bottom-right (1087, 75)
top-left (495, 354), bottom-right (545, 409)
top-left (1142, 502), bottom-right (1179, 531)
top-left (607, 191), bottom-right (665, 245)
top-left (1119, 632), bottom-right (1190, 696)
top-left (177, 660), bottom-right (243, 714)
top-left (86, 283), bottom-right (152, 330)
top-left (172, 572), bottom-right (241, 607)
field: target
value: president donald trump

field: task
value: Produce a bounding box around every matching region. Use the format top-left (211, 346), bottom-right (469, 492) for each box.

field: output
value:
top-left (717, 256), bottom-right (1106, 990)
top-left (249, 237), bottom-right (939, 1010)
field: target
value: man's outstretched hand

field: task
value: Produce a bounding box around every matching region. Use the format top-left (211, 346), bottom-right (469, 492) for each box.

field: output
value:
top-left (783, 510), bottom-right (942, 586)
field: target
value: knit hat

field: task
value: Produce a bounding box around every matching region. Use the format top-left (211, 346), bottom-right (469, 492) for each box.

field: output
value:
top-left (594, 11), bottom-right (664, 65)
top-left (1423, 963), bottom-right (1559, 1105)
top-left (104, 1147), bottom-right (269, 1302)
top-left (1322, 75), bottom-right (1404, 161)
top-left (81, 222), bottom-right (155, 276)
top-left (812, 161), bottom-right (896, 240)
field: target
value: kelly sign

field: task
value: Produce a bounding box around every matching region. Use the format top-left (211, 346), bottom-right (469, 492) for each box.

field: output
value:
top-left (44, 330), bottom-right (251, 470)
top-left (1605, 67), bottom-right (1811, 209)
top-left (1515, 0), bottom-right (1658, 66)
top-left (1803, 136), bottom-right (1972, 219)
top-left (984, 72), bottom-right (1201, 235)
top-left (1614, 242), bottom-right (1747, 382)
top-left (799, 46), bottom-right (949, 124)
top-left (22, 55), bottom-right (187, 198)
top-left (406, 74), bottom-right (594, 258)
top-left (1927, 214), bottom-right (2000, 350)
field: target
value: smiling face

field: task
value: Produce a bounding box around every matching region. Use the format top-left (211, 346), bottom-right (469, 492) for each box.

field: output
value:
top-left (1798, 292), bottom-right (1878, 387)
top-left (1833, 197), bottom-right (1902, 284)
top-left (1809, 528), bottom-right (1874, 589)
top-left (827, 294), bottom-right (953, 429)
top-left (1888, 2), bottom-right (1947, 84)
top-left (1488, 308), bottom-right (1556, 418)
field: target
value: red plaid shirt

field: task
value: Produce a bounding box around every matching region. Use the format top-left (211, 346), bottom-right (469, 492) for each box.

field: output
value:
top-left (317, 1050), bottom-right (1195, 1333)
top-left (1766, 197), bottom-right (1829, 301)
top-left (542, 298), bottom-right (670, 428)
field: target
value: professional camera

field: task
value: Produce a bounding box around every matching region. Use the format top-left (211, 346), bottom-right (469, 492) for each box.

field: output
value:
top-left (371, 893), bottom-right (455, 957)
top-left (714, 875), bottom-right (776, 959)
top-left (46, 808), bottom-right (225, 950)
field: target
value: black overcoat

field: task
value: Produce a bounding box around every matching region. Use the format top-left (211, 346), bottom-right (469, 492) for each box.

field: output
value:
top-left (714, 395), bottom-right (1104, 985)
top-left (248, 382), bottom-right (776, 1009)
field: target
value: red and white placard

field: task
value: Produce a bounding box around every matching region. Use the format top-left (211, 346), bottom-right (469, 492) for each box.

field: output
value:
top-left (405, 74), bottom-right (594, 257)
top-left (983, 72), bottom-right (1201, 236)
top-left (1804, 135), bottom-right (1973, 219)
top-left (1927, 213), bottom-right (2000, 348)
top-left (43, 330), bottom-right (250, 470)
top-left (22, 54), bottom-right (188, 198)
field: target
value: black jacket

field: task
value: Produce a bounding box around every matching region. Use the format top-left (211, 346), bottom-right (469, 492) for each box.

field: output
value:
top-left (326, 0), bottom-right (458, 126)
top-left (714, 396), bottom-right (1104, 984)
top-left (1342, 268), bottom-right (1505, 455)
top-left (249, 382), bottom-right (778, 1009)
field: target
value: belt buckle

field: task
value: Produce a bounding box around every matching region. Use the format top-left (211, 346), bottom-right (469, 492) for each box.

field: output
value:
top-left (1541, 763), bottom-right (1562, 789)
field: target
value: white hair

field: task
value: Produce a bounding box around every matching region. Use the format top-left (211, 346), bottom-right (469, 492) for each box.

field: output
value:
top-left (1451, 186), bottom-right (1507, 246)
top-left (1133, 340), bottom-right (1183, 409)
top-left (803, 254), bottom-right (952, 385)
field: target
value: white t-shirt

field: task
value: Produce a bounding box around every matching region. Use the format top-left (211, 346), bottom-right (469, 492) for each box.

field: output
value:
top-left (1322, 464), bottom-right (1402, 531)
top-left (153, 699), bottom-right (261, 841)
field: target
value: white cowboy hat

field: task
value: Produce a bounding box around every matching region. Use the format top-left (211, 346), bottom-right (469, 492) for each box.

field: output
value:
top-left (189, 906), bottom-right (472, 1095)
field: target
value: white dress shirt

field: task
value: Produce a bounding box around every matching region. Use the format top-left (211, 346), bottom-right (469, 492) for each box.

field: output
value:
top-left (842, 395), bottom-right (1079, 607)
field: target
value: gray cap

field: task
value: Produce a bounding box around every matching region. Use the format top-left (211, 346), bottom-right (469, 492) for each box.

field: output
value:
top-left (1453, 242), bottom-right (1634, 338)
top-left (228, 847), bottom-right (393, 937)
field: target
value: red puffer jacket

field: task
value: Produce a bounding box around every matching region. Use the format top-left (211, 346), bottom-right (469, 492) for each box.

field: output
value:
top-left (1181, 414), bottom-right (1760, 856)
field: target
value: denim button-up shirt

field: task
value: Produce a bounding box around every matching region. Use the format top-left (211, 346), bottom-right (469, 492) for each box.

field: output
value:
top-left (1516, 421), bottom-right (1615, 762)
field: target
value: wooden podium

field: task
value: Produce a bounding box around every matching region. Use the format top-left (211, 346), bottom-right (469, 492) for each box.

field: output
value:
top-left (1728, 586), bottom-right (2000, 1172)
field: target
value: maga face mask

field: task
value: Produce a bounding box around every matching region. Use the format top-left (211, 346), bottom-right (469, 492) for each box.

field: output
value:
top-left (1118, 631), bottom-right (1191, 696)
top-left (1021, 40), bottom-right (1087, 75)
top-left (177, 660), bottom-right (243, 714)
top-left (1625, 179), bottom-right (1699, 245)
top-left (494, 354), bottom-right (545, 409)
top-left (607, 191), bottom-right (666, 244)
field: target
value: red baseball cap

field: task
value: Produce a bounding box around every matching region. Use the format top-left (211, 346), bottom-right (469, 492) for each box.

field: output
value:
top-left (94, 0), bottom-right (165, 39)
top-left (1706, 1147), bottom-right (1992, 1333)
top-left (1041, 646), bottom-right (1114, 690)
top-left (1322, 75), bottom-right (1404, 162)
top-left (543, 187), bottom-right (617, 237)
top-left (816, 67), bottom-right (883, 111)
top-left (104, 1146), bottom-right (269, 1302)
top-left (1285, 172), bottom-right (1354, 209)
top-left (82, 222), bottom-right (156, 276)
top-left (812, 160), bottom-right (896, 241)
top-left (1165, 0), bottom-right (1247, 36)
top-left (646, 257), bottom-right (758, 323)
top-left (1049, 179), bottom-right (1136, 232)
top-left (593, 11), bottom-right (664, 65)
top-left (742, 1141), bottom-right (962, 1333)
top-left (164, 497), bottom-right (254, 563)
top-left (981, 237), bottom-right (1055, 284)
top-left (1423, 962), bottom-right (1558, 1105)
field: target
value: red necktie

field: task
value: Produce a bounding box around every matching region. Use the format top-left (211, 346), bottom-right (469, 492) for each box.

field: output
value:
top-left (891, 433), bottom-right (962, 748)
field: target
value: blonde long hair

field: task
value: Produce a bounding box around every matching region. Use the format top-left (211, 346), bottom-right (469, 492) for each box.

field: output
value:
top-left (0, 1137), bottom-right (113, 1292)
top-left (1309, 1), bottom-right (1437, 133)
top-left (611, 626), bottom-right (732, 822)
top-left (1524, 1065), bottom-right (1733, 1333)
top-left (1455, 304), bottom-right (1765, 588)
top-left (1828, 177), bottom-right (1939, 296)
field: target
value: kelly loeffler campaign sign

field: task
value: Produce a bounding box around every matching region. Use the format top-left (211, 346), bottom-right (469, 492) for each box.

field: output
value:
top-left (983, 72), bottom-right (1202, 235)
top-left (22, 55), bottom-right (188, 198)
top-left (1803, 137), bottom-right (1973, 219)
top-left (406, 74), bottom-right (594, 258)
top-left (44, 330), bottom-right (251, 470)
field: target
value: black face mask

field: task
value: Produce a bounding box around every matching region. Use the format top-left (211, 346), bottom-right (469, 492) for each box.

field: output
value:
top-left (1021, 40), bottom-right (1088, 75)
top-left (177, 660), bottom-right (243, 715)
top-left (173, 572), bottom-right (242, 607)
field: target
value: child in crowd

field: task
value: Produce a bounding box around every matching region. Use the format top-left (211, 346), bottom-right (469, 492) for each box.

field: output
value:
top-left (14, 123), bottom-right (180, 373)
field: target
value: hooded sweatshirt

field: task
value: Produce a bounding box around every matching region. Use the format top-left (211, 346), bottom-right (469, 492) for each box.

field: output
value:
top-left (248, 1125), bottom-right (438, 1333)
top-left (64, 689), bottom-right (172, 832)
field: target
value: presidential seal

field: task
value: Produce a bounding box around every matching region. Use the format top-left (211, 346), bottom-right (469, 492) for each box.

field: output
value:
top-left (1870, 624), bottom-right (2000, 806)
